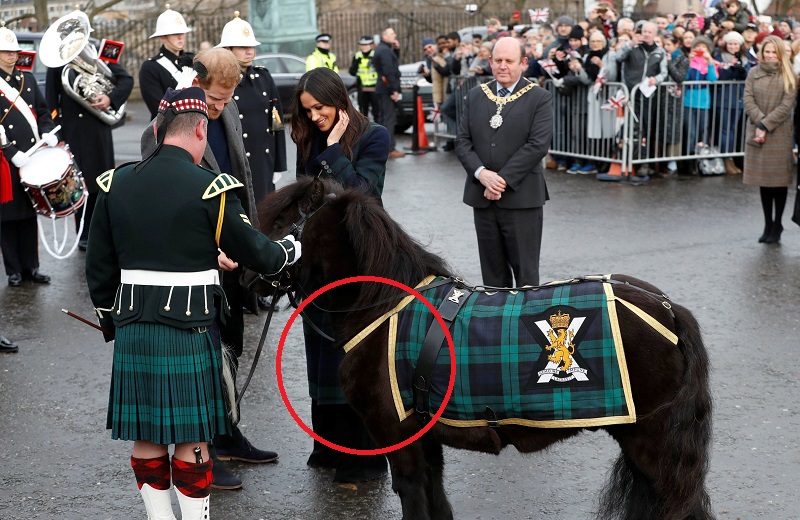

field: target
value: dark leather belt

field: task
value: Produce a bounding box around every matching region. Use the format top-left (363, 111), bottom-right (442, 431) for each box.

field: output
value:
top-left (412, 282), bottom-right (471, 422)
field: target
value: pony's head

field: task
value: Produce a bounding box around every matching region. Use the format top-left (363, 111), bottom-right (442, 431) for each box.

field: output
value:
top-left (258, 178), bottom-right (451, 334)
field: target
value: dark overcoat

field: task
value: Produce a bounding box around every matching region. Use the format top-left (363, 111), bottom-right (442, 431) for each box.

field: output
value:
top-left (0, 69), bottom-right (57, 222)
top-left (235, 64), bottom-right (286, 203)
top-left (45, 62), bottom-right (133, 193)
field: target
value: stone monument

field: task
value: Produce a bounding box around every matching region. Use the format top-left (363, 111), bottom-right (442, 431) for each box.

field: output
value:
top-left (249, 0), bottom-right (318, 55)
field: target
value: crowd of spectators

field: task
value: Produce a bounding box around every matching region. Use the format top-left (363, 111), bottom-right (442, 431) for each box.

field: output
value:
top-left (419, 1), bottom-right (800, 180)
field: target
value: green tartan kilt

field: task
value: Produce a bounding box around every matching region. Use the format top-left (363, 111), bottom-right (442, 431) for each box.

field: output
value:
top-left (107, 322), bottom-right (231, 445)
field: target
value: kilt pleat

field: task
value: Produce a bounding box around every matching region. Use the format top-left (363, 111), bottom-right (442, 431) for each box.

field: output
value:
top-left (107, 322), bottom-right (231, 445)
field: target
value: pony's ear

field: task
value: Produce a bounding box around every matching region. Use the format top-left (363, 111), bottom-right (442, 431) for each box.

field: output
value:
top-left (299, 178), bottom-right (326, 214)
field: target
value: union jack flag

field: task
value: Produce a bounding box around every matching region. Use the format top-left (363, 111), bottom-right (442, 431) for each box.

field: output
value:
top-left (537, 59), bottom-right (558, 76)
top-left (427, 103), bottom-right (441, 122)
top-left (601, 90), bottom-right (627, 111)
top-left (593, 67), bottom-right (607, 95)
top-left (528, 8), bottom-right (549, 23)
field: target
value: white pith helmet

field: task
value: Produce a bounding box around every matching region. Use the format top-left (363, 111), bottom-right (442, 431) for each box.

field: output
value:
top-left (150, 4), bottom-right (191, 38)
top-left (0, 22), bottom-right (22, 52)
top-left (217, 11), bottom-right (260, 47)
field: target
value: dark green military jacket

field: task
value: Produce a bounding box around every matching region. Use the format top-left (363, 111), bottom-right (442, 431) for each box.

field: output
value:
top-left (85, 145), bottom-right (293, 340)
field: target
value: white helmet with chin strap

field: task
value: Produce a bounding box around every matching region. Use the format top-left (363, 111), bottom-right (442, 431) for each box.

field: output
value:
top-left (217, 11), bottom-right (260, 48)
top-left (149, 4), bottom-right (191, 38)
top-left (0, 22), bottom-right (22, 52)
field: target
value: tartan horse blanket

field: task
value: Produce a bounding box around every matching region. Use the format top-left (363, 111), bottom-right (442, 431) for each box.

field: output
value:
top-left (343, 275), bottom-right (678, 428)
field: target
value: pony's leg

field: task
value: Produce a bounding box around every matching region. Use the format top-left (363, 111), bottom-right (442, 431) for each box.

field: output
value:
top-left (422, 437), bottom-right (453, 520)
top-left (388, 443), bottom-right (432, 520)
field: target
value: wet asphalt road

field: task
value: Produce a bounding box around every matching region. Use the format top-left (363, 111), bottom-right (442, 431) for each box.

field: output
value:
top-left (1, 100), bottom-right (799, 519)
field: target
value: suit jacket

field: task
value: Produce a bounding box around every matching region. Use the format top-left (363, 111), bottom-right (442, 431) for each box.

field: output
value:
top-left (140, 101), bottom-right (259, 229)
top-left (46, 62), bottom-right (133, 192)
top-left (455, 79), bottom-right (553, 209)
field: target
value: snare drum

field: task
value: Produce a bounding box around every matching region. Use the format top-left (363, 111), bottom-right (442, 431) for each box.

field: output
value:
top-left (18, 146), bottom-right (86, 218)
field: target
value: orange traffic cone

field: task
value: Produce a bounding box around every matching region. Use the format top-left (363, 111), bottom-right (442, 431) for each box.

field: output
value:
top-left (416, 95), bottom-right (430, 149)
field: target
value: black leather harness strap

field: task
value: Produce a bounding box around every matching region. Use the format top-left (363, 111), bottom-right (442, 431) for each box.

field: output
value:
top-left (412, 282), bottom-right (472, 422)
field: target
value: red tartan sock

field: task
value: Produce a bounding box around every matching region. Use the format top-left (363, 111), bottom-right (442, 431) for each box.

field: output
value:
top-left (130, 455), bottom-right (171, 491)
top-left (171, 457), bottom-right (213, 499)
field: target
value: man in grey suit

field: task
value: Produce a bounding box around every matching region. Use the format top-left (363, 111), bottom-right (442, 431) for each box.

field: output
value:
top-left (141, 48), bottom-right (276, 491)
top-left (455, 37), bottom-right (553, 287)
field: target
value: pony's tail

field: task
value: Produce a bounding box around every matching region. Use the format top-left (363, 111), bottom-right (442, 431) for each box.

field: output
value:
top-left (599, 304), bottom-right (714, 520)
top-left (657, 303), bottom-right (714, 520)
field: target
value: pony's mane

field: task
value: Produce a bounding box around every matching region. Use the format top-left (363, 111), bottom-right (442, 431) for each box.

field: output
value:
top-left (259, 177), bottom-right (452, 337)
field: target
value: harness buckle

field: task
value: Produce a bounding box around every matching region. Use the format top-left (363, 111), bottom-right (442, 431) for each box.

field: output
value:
top-left (413, 376), bottom-right (431, 423)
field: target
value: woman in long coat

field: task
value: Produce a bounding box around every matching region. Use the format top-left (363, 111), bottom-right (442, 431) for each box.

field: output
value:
top-left (290, 67), bottom-right (391, 483)
top-left (742, 35), bottom-right (797, 244)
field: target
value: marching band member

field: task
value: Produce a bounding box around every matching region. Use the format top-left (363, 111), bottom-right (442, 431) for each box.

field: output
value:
top-left (86, 86), bottom-right (300, 520)
top-left (217, 11), bottom-right (286, 204)
top-left (0, 23), bottom-right (56, 287)
top-left (44, 10), bottom-right (133, 251)
top-left (139, 4), bottom-right (194, 120)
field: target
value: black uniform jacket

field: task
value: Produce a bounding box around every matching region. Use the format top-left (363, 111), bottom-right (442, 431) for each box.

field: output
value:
top-left (45, 62), bottom-right (133, 192)
top-left (0, 69), bottom-right (56, 222)
top-left (85, 145), bottom-right (291, 338)
top-left (235, 65), bottom-right (287, 202)
top-left (455, 80), bottom-right (553, 209)
top-left (139, 46), bottom-right (195, 120)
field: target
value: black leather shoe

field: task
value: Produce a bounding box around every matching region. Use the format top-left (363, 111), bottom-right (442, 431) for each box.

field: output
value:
top-left (210, 459), bottom-right (243, 490)
top-left (214, 428), bottom-right (279, 463)
top-left (0, 335), bottom-right (18, 353)
top-left (29, 269), bottom-right (50, 284)
top-left (78, 239), bottom-right (88, 251)
top-left (765, 223), bottom-right (783, 244)
top-left (8, 273), bottom-right (22, 287)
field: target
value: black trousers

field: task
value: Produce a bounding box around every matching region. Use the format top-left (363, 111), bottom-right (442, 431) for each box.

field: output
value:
top-left (357, 89), bottom-right (379, 120)
top-left (473, 204), bottom-right (543, 287)
top-left (375, 93), bottom-right (397, 150)
top-left (1, 217), bottom-right (39, 275)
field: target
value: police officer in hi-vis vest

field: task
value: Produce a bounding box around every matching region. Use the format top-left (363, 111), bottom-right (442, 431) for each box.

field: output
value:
top-left (217, 12), bottom-right (287, 204)
top-left (348, 35), bottom-right (379, 119)
top-left (306, 33), bottom-right (338, 72)
top-left (139, 5), bottom-right (195, 120)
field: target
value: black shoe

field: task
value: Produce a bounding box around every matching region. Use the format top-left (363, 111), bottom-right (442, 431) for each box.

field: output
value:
top-left (441, 141), bottom-right (455, 151)
top-left (78, 239), bottom-right (88, 251)
top-left (765, 222), bottom-right (783, 244)
top-left (27, 269), bottom-right (50, 284)
top-left (214, 429), bottom-right (279, 463)
top-left (0, 335), bottom-right (18, 353)
top-left (209, 454), bottom-right (243, 490)
top-left (8, 273), bottom-right (22, 287)
top-left (758, 223), bottom-right (773, 243)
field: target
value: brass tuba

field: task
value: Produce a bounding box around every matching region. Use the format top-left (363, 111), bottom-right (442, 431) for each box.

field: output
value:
top-left (39, 10), bottom-right (126, 125)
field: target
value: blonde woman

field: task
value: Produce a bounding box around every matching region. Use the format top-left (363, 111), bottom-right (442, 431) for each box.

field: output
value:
top-left (743, 35), bottom-right (797, 243)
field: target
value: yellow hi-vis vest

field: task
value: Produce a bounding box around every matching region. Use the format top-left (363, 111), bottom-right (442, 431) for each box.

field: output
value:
top-left (306, 48), bottom-right (338, 72)
top-left (354, 50), bottom-right (378, 87)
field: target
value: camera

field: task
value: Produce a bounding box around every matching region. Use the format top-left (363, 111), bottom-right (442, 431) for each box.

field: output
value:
top-left (465, 4), bottom-right (478, 14)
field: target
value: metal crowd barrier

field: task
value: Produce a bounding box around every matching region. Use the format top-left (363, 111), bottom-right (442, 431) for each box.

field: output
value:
top-left (439, 77), bottom-right (748, 175)
top-left (432, 75), bottom-right (492, 145)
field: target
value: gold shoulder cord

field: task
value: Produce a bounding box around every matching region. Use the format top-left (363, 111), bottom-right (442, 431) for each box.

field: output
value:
top-left (215, 192), bottom-right (226, 247)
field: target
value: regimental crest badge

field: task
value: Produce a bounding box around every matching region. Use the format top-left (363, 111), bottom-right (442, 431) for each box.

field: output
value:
top-left (522, 305), bottom-right (600, 386)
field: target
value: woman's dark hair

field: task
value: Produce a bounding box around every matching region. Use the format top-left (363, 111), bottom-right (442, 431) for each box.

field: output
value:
top-left (290, 67), bottom-right (370, 170)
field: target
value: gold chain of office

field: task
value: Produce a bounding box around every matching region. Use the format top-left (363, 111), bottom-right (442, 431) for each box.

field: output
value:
top-left (481, 81), bottom-right (537, 129)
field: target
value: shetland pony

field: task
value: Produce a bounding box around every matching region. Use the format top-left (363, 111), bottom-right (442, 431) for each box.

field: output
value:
top-left (257, 178), bottom-right (713, 520)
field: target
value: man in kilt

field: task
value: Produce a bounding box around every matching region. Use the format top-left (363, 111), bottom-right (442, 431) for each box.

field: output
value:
top-left (85, 86), bottom-right (301, 519)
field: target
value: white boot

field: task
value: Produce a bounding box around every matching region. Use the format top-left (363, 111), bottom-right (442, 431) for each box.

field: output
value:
top-left (175, 488), bottom-right (210, 520)
top-left (139, 484), bottom-right (177, 520)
